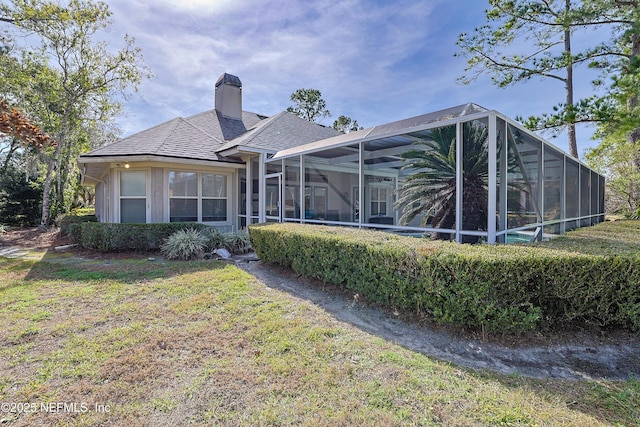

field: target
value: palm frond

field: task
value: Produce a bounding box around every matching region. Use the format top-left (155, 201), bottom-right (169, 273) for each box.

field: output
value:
top-left (395, 122), bottom-right (491, 241)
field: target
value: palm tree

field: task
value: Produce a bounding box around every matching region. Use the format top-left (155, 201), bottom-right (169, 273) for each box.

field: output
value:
top-left (395, 121), bottom-right (490, 243)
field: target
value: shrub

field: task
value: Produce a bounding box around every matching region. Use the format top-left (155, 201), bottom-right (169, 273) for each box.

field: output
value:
top-left (57, 214), bottom-right (98, 242)
top-left (203, 227), bottom-right (225, 252)
top-left (161, 228), bottom-right (208, 260)
top-left (0, 224), bottom-right (9, 234)
top-left (223, 229), bottom-right (252, 254)
top-left (78, 222), bottom-right (211, 252)
top-left (249, 222), bottom-right (640, 334)
top-left (75, 222), bottom-right (252, 256)
top-left (70, 207), bottom-right (96, 216)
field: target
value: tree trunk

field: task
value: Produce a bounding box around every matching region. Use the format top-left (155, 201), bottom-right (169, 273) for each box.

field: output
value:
top-left (0, 138), bottom-right (19, 174)
top-left (627, 22), bottom-right (640, 175)
top-left (564, 0), bottom-right (579, 159)
top-left (629, 29), bottom-right (640, 145)
top-left (40, 157), bottom-right (54, 228)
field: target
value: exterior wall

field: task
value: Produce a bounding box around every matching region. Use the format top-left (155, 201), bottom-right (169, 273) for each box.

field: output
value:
top-left (91, 160), bottom-right (244, 231)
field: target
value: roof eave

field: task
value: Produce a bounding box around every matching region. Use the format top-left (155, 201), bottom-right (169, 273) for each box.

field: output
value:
top-left (78, 154), bottom-right (244, 167)
top-left (216, 145), bottom-right (277, 158)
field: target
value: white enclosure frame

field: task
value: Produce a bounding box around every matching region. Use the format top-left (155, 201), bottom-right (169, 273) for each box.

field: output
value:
top-left (260, 107), bottom-right (605, 244)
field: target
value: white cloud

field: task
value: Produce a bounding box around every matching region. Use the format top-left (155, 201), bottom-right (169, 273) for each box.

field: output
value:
top-left (155, 0), bottom-right (241, 14)
top-left (106, 0), bottom-right (451, 125)
top-left (101, 0), bottom-right (599, 153)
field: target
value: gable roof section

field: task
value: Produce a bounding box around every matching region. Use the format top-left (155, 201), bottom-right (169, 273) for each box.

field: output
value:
top-left (81, 109), bottom-right (267, 162)
top-left (366, 103), bottom-right (487, 139)
top-left (218, 111), bottom-right (341, 154)
top-left (81, 117), bottom-right (222, 161)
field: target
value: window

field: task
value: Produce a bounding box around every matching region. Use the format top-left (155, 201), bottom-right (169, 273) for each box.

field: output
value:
top-left (120, 170), bottom-right (147, 223)
top-left (169, 172), bottom-right (197, 222)
top-left (202, 174), bottom-right (227, 221)
top-left (370, 186), bottom-right (388, 216)
top-left (169, 171), bottom-right (228, 222)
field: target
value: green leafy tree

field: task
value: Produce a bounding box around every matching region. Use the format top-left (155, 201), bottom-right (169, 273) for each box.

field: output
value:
top-left (585, 2), bottom-right (640, 216)
top-left (0, 156), bottom-right (43, 226)
top-left (586, 137), bottom-right (640, 215)
top-left (592, 2), bottom-right (640, 140)
top-left (286, 88), bottom-right (331, 122)
top-left (1, 0), bottom-right (151, 225)
top-left (332, 115), bottom-right (363, 133)
top-left (456, 0), bottom-right (636, 159)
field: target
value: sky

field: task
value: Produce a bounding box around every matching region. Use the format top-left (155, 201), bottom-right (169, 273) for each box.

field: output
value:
top-left (100, 0), bottom-right (605, 157)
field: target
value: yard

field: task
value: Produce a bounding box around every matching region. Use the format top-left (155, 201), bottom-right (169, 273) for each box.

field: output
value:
top-left (0, 226), bottom-right (639, 426)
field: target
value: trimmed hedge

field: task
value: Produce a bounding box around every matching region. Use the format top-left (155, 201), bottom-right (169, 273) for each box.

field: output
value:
top-left (79, 222), bottom-right (211, 252)
top-left (57, 214), bottom-right (98, 243)
top-left (248, 222), bottom-right (640, 334)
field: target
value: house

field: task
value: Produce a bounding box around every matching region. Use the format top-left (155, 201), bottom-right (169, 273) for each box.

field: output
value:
top-left (79, 73), bottom-right (605, 243)
top-left (79, 73), bottom-right (340, 231)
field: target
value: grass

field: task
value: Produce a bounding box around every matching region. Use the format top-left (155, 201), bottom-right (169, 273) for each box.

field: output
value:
top-left (536, 219), bottom-right (640, 256)
top-left (0, 247), bottom-right (638, 425)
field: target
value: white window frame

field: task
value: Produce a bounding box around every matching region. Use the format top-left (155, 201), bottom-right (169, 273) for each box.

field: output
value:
top-left (369, 184), bottom-right (391, 217)
top-left (118, 169), bottom-right (150, 223)
top-left (167, 170), bottom-right (232, 225)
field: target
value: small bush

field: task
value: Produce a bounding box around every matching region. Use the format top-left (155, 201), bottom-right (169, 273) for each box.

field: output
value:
top-left (224, 229), bottom-right (252, 254)
top-left (161, 228), bottom-right (208, 260)
top-left (0, 224), bottom-right (9, 234)
top-left (70, 207), bottom-right (96, 216)
top-left (203, 227), bottom-right (225, 252)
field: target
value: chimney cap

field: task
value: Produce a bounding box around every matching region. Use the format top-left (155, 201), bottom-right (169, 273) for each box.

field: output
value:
top-left (215, 73), bottom-right (242, 88)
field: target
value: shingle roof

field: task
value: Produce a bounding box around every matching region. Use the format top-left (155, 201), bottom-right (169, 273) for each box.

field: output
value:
top-left (81, 109), bottom-right (267, 161)
top-left (82, 103), bottom-right (482, 163)
top-left (219, 111), bottom-right (341, 152)
top-left (186, 110), bottom-right (265, 141)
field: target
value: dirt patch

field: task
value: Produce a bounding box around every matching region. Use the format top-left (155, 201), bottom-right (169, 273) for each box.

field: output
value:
top-left (0, 226), bottom-right (158, 261)
top-left (0, 226), bottom-right (70, 249)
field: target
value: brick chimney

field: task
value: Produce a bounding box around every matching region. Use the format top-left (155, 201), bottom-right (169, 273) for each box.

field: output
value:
top-left (215, 73), bottom-right (242, 120)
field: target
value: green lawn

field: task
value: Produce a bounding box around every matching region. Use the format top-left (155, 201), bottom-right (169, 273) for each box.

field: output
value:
top-left (536, 219), bottom-right (640, 256)
top-left (0, 253), bottom-right (638, 426)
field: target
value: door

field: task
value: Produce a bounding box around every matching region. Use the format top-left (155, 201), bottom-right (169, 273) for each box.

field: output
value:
top-left (264, 173), bottom-right (282, 222)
